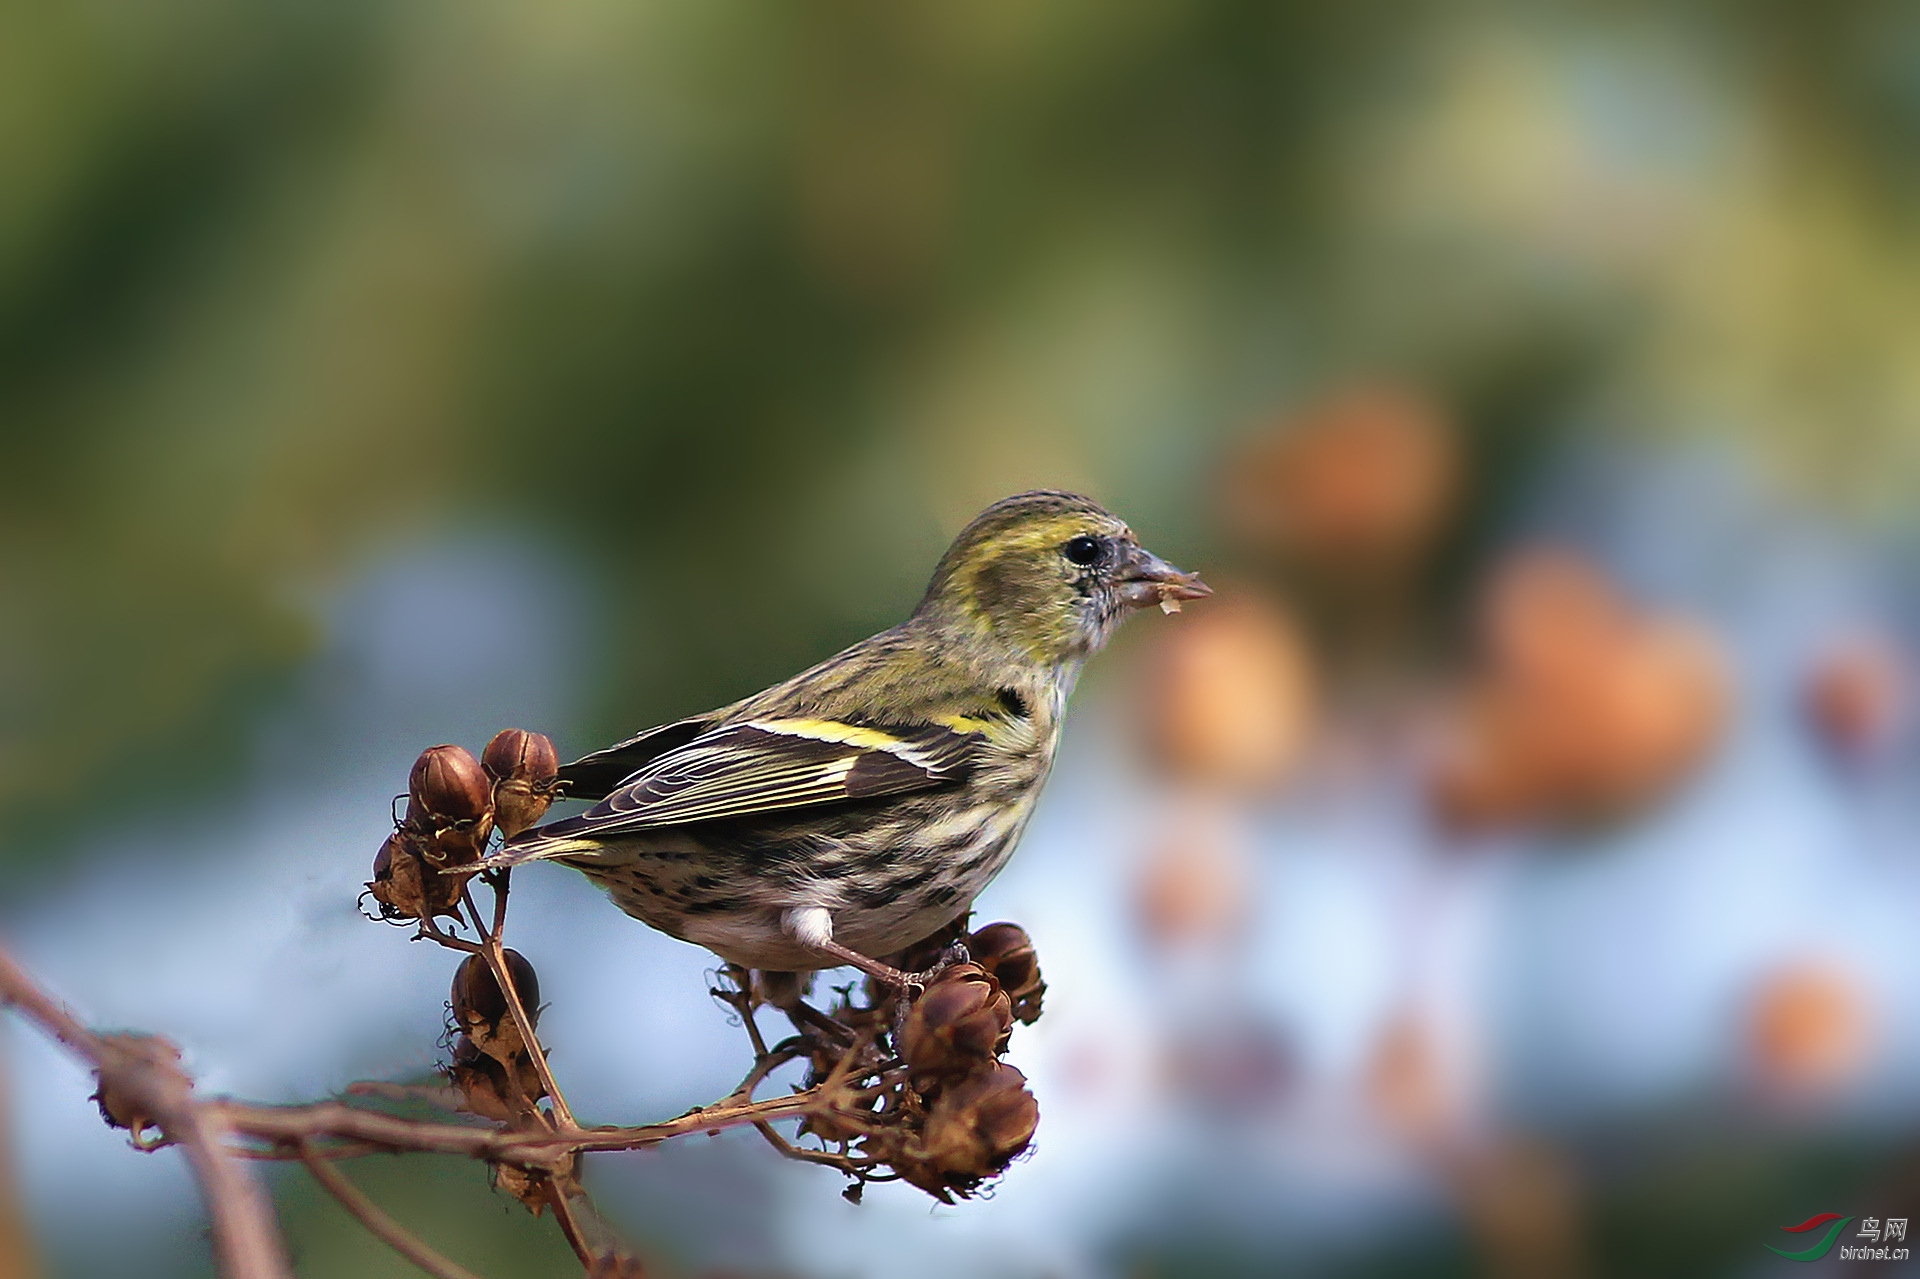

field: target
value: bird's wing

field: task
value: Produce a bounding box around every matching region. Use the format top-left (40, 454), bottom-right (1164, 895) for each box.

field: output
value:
top-left (489, 717), bottom-right (981, 863)
top-left (555, 714), bottom-right (718, 802)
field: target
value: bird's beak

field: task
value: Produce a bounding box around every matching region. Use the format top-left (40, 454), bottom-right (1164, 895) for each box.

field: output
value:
top-left (1117, 545), bottom-right (1212, 614)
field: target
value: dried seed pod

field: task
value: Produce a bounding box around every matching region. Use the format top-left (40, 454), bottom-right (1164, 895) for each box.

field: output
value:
top-left (447, 1037), bottom-right (514, 1123)
top-left (967, 923), bottom-right (1045, 1025)
top-left (420, 817), bottom-right (491, 869)
top-left (484, 729), bottom-right (562, 838)
top-left (491, 1151), bottom-right (575, 1215)
top-left (948, 1062), bottom-right (1040, 1163)
top-left (447, 1036), bottom-right (546, 1123)
top-left (909, 1062), bottom-right (1039, 1193)
top-left (899, 963), bottom-right (1012, 1087)
top-left (451, 951), bottom-right (541, 1062)
top-left (91, 1035), bottom-right (186, 1139)
top-left (92, 1075), bottom-right (150, 1136)
top-left (483, 728), bottom-right (560, 787)
top-left (406, 745), bottom-right (492, 829)
top-left (367, 831), bottom-right (466, 921)
top-left (490, 773), bottom-right (556, 840)
top-left (368, 832), bottom-right (410, 908)
top-left (491, 1162), bottom-right (544, 1212)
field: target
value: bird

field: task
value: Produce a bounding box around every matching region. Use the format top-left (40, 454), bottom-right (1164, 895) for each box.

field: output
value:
top-left (485, 490), bottom-right (1209, 993)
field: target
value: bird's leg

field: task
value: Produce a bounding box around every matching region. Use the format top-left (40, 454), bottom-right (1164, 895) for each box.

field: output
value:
top-left (783, 906), bottom-right (920, 992)
top-left (810, 939), bottom-right (919, 992)
top-left (929, 939), bottom-right (972, 972)
top-left (797, 937), bottom-right (930, 1048)
top-left (785, 907), bottom-right (985, 1048)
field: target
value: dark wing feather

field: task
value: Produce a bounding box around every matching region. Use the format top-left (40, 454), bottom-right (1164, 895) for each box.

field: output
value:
top-left (492, 718), bottom-right (979, 862)
top-left (556, 714), bottom-right (716, 802)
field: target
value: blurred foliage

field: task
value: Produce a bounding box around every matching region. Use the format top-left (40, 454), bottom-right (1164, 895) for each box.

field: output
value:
top-left (4, 0), bottom-right (1919, 879)
top-left (1118, 1127), bottom-right (1920, 1278)
top-left (271, 1153), bottom-right (580, 1278)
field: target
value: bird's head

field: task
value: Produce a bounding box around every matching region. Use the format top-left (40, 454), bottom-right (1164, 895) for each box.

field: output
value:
top-left (918, 490), bottom-right (1211, 665)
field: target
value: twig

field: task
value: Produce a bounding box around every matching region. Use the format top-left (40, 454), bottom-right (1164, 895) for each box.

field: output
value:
top-left (714, 966), bottom-right (773, 1060)
top-left (344, 1080), bottom-right (471, 1111)
top-left (481, 934), bottom-right (575, 1130)
top-left (785, 1000), bottom-right (857, 1049)
top-left (230, 1139), bottom-right (389, 1162)
top-left (213, 1088), bottom-right (825, 1164)
top-left (542, 1178), bottom-right (597, 1270)
top-left (298, 1143), bottom-right (485, 1279)
top-left (0, 943), bottom-right (293, 1279)
top-left (459, 886), bottom-right (495, 945)
top-left (448, 884), bottom-right (576, 1132)
top-left (487, 869), bottom-right (511, 936)
top-left (416, 916), bottom-right (484, 954)
top-left (752, 1121), bottom-right (875, 1175)
top-left (725, 1037), bottom-right (807, 1105)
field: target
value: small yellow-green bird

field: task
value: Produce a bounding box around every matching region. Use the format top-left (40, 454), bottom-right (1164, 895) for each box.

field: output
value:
top-left (487, 491), bottom-right (1208, 989)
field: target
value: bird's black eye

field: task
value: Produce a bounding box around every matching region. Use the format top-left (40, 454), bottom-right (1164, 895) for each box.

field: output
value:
top-left (1063, 535), bottom-right (1103, 567)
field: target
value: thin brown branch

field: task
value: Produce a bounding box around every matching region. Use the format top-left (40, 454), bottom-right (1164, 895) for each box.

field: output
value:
top-left (547, 1175), bottom-right (643, 1273)
top-left (459, 886), bottom-right (494, 945)
top-left (724, 1038), bottom-right (807, 1105)
top-left (213, 1087), bottom-right (824, 1165)
top-left (752, 1121), bottom-right (876, 1175)
top-left (344, 1080), bottom-right (470, 1111)
top-left (299, 1143), bottom-right (485, 1279)
top-left (542, 1178), bottom-right (598, 1270)
top-left (0, 942), bottom-right (293, 1279)
top-left (480, 933), bottom-right (575, 1130)
top-left (785, 999), bottom-right (859, 1050)
top-left (714, 965), bottom-right (772, 1060)
top-left (415, 915), bottom-right (483, 955)
top-left (488, 870), bottom-right (511, 936)
top-left (230, 1140), bottom-right (389, 1162)
top-left (444, 886), bottom-right (576, 1133)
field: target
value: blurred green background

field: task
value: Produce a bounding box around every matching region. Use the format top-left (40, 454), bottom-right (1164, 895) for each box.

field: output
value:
top-left (5, 1), bottom-right (1920, 1276)
top-left (11, 0), bottom-right (1919, 875)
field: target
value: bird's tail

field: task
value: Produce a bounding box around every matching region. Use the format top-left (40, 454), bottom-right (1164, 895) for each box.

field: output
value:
top-left (479, 814), bottom-right (609, 871)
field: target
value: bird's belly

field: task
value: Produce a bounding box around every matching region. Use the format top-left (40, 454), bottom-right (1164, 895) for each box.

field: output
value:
top-left (566, 837), bottom-right (778, 958)
top-left (830, 833), bottom-right (1019, 959)
top-left (569, 791), bottom-right (1034, 970)
top-left (581, 860), bottom-right (807, 969)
